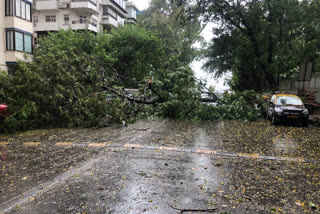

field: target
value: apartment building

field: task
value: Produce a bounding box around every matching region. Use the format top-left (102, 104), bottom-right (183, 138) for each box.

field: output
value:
top-left (33, 0), bottom-right (100, 39)
top-left (32, 0), bottom-right (135, 38)
top-left (1, 0), bottom-right (33, 72)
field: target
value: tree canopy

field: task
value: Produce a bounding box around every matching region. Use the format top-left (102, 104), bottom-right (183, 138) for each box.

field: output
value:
top-left (177, 0), bottom-right (320, 91)
top-left (138, 0), bottom-right (204, 66)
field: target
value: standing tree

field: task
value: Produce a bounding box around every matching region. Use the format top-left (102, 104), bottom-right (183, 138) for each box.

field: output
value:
top-left (178, 0), bottom-right (320, 91)
top-left (138, 0), bottom-right (204, 66)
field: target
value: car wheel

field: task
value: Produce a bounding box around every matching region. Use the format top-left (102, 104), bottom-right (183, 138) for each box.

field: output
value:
top-left (272, 114), bottom-right (278, 125)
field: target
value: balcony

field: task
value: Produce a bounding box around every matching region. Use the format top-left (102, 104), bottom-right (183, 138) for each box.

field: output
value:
top-left (71, 0), bottom-right (99, 14)
top-left (35, 0), bottom-right (59, 11)
top-left (101, 15), bottom-right (118, 28)
top-left (71, 20), bottom-right (98, 33)
top-left (126, 18), bottom-right (137, 25)
top-left (34, 22), bottom-right (59, 32)
top-left (34, 20), bottom-right (97, 33)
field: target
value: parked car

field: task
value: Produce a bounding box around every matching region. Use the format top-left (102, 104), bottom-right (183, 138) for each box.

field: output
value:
top-left (267, 94), bottom-right (309, 126)
top-left (0, 103), bottom-right (9, 118)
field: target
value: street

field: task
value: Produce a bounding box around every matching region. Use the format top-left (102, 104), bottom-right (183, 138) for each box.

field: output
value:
top-left (0, 120), bottom-right (319, 213)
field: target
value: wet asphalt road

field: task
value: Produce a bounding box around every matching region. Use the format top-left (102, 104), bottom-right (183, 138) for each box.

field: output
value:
top-left (0, 119), bottom-right (320, 213)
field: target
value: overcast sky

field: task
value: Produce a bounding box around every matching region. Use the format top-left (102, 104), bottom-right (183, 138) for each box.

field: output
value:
top-left (130, 0), bottom-right (150, 11)
top-left (130, 0), bottom-right (230, 92)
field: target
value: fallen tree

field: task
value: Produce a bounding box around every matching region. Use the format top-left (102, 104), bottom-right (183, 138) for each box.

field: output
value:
top-left (0, 26), bottom-right (202, 132)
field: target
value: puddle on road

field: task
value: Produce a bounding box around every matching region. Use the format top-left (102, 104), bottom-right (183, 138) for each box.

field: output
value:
top-left (189, 128), bottom-right (222, 205)
top-left (273, 135), bottom-right (297, 156)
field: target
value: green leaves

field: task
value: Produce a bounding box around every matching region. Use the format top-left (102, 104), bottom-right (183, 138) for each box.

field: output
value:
top-left (195, 91), bottom-right (261, 122)
top-left (1, 25), bottom-right (187, 132)
top-left (0, 30), bottom-right (124, 132)
top-left (107, 25), bottom-right (163, 87)
top-left (138, 0), bottom-right (204, 66)
top-left (185, 0), bottom-right (320, 91)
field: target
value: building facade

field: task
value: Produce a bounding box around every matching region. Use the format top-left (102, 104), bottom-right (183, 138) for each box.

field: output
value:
top-left (32, 0), bottom-right (136, 37)
top-left (1, 0), bottom-right (34, 72)
top-left (100, 0), bottom-right (127, 31)
top-left (33, 0), bottom-right (100, 39)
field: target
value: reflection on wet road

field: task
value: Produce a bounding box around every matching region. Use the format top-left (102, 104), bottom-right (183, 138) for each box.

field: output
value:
top-left (0, 119), bottom-right (320, 213)
top-left (273, 135), bottom-right (297, 156)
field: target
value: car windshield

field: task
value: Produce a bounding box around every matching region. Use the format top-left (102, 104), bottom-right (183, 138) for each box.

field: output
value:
top-left (276, 96), bottom-right (303, 106)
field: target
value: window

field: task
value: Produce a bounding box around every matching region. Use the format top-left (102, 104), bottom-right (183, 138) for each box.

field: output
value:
top-left (6, 31), bottom-right (14, 51)
top-left (79, 16), bottom-right (88, 24)
top-left (276, 96), bottom-right (303, 106)
top-left (6, 30), bottom-right (33, 53)
top-left (5, 0), bottom-right (14, 16)
top-left (117, 16), bottom-right (125, 26)
top-left (92, 18), bottom-right (97, 27)
top-left (5, 0), bottom-right (32, 21)
top-left (24, 35), bottom-right (32, 53)
top-left (26, 4), bottom-right (31, 21)
top-left (21, 1), bottom-right (26, 19)
top-left (33, 16), bottom-right (38, 27)
top-left (128, 8), bottom-right (136, 19)
top-left (15, 32), bottom-right (24, 52)
top-left (46, 16), bottom-right (56, 22)
top-left (109, 8), bottom-right (117, 18)
top-left (103, 6), bottom-right (107, 15)
top-left (16, 0), bottom-right (21, 17)
top-left (64, 15), bottom-right (69, 23)
top-left (113, 0), bottom-right (125, 9)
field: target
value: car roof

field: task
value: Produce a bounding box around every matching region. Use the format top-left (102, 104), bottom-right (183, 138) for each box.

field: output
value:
top-left (275, 94), bottom-right (299, 98)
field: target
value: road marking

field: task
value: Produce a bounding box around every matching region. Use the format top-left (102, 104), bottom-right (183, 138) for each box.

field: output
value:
top-left (119, 144), bottom-right (318, 163)
top-left (23, 142), bottom-right (40, 147)
top-left (159, 146), bottom-right (178, 151)
top-left (297, 157), bottom-right (305, 162)
top-left (124, 144), bottom-right (142, 149)
top-left (88, 143), bottom-right (106, 148)
top-left (238, 153), bottom-right (259, 158)
top-left (105, 141), bottom-right (113, 145)
top-left (197, 149), bottom-right (217, 155)
top-left (55, 142), bottom-right (73, 147)
top-left (16, 141), bottom-right (319, 163)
